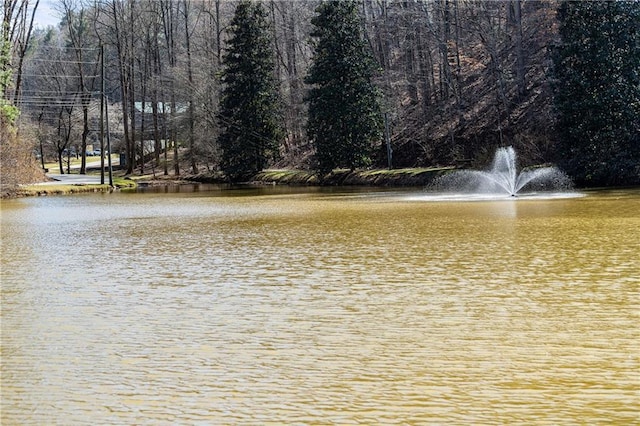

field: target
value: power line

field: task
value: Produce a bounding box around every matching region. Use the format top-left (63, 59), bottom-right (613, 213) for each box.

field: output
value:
top-left (18, 101), bottom-right (99, 106)
top-left (34, 46), bottom-right (101, 51)
top-left (19, 101), bottom-right (101, 106)
top-left (19, 91), bottom-right (102, 96)
top-left (18, 95), bottom-right (101, 101)
top-left (20, 74), bottom-right (101, 78)
top-left (28, 59), bottom-right (100, 65)
top-left (19, 104), bottom-right (100, 108)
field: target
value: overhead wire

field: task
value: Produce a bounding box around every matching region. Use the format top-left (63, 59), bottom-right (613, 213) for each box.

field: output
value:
top-left (34, 46), bottom-right (101, 51)
top-left (28, 59), bottom-right (100, 65)
top-left (18, 95), bottom-right (101, 100)
top-left (20, 74), bottom-right (101, 78)
top-left (19, 90), bottom-right (102, 95)
top-left (17, 49), bottom-right (283, 148)
top-left (17, 50), bottom-right (103, 118)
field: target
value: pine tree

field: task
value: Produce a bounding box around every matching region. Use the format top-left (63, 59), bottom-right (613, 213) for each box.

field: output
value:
top-left (1, 31), bottom-right (18, 124)
top-left (217, 0), bottom-right (283, 182)
top-left (553, 1), bottom-right (640, 186)
top-left (305, 0), bottom-right (383, 175)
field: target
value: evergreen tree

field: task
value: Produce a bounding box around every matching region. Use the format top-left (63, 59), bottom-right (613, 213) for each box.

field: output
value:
top-left (217, 0), bottom-right (283, 182)
top-left (553, 1), bottom-right (640, 186)
top-left (1, 31), bottom-right (18, 124)
top-left (305, 0), bottom-right (383, 175)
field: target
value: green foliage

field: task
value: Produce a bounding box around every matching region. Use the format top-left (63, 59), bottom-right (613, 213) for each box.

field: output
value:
top-left (552, 1), bottom-right (640, 186)
top-left (305, 0), bottom-right (383, 175)
top-left (0, 31), bottom-right (19, 124)
top-left (0, 31), bottom-right (10, 89)
top-left (0, 99), bottom-right (19, 124)
top-left (217, 1), bottom-right (284, 182)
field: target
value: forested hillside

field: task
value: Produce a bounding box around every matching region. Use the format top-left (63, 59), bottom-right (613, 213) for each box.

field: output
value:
top-left (3, 0), bottom-right (639, 185)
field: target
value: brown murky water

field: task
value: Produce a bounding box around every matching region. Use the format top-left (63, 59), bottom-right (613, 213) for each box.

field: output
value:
top-left (1, 187), bottom-right (638, 424)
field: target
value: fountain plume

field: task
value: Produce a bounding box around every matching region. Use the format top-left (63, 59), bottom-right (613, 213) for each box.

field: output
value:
top-left (431, 146), bottom-right (573, 197)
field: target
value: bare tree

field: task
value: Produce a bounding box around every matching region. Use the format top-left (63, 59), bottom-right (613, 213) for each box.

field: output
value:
top-left (14, 0), bottom-right (569, 173)
top-left (2, 0), bottom-right (40, 103)
top-left (60, 0), bottom-right (100, 174)
top-left (182, 0), bottom-right (198, 174)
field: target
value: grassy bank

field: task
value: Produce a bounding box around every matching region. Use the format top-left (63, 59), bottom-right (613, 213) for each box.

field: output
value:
top-left (8, 177), bottom-right (136, 198)
top-left (12, 184), bottom-right (116, 197)
top-left (252, 167), bottom-right (454, 187)
top-left (3, 166), bottom-right (453, 198)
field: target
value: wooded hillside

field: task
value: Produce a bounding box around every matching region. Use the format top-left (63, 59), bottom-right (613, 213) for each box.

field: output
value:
top-left (3, 0), bottom-right (639, 185)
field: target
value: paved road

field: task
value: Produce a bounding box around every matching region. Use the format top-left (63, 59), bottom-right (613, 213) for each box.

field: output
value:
top-left (43, 174), bottom-right (105, 185)
top-left (41, 158), bottom-right (119, 185)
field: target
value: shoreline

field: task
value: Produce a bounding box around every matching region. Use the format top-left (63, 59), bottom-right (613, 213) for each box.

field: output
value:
top-left (4, 167), bottom-right (636, 199)
top-left (2, 167), bottom-right (452, 199)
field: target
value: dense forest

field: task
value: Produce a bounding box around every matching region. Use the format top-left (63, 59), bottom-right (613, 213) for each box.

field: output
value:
top-left (2, 0), bottom-right (639, 186)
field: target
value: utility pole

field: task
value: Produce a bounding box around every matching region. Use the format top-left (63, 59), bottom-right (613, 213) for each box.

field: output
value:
top-left (384, 112), bottom-right (392, 170)
top-left (105, 95), bottom-right (113, 187)
top-left (100, 45), bottom-right (105, 185)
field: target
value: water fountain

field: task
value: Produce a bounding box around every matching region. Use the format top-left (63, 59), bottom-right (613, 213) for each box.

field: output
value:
top-left (426, 146), bottom-right (575, 200)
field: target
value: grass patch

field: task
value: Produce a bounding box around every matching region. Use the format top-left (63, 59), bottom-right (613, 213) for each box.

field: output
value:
top-left (254, 169), bottom-right (319, 184)
top-left (112, 177), bottom-right (137, 188)
top-left (16, 184), bottom-right (113, 196)
top-left (120, 173), bottom-right (156, 182)
top-left (342, 167), bottom-right (451, 186)
top-left (253, 167), bottom-right (453, 186)
top-left (358, 167), bottom-right (451, 177)
top-left (15, 177), bottom-right (136, 197)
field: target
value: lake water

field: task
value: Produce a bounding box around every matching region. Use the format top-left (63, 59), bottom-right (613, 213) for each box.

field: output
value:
top-left (1, 186), bottom-right (639, 424)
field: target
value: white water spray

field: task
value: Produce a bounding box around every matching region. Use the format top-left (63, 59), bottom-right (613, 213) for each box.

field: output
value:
top-left (430, 146), bottom-right (573, 198)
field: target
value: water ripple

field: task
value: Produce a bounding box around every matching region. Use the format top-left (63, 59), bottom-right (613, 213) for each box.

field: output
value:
top-left (1, 189), bottom-right (639, 424)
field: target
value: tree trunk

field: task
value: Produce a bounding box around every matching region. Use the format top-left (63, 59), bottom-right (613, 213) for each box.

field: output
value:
top-left (160, 0), bottom-right (179, 176)
top-left (512, 0), bottom-right (526, 98)
top-left (9, 0), bottom-right (39, 103)
top-left (112, 0), bottom-right (131, 174)
top-left (127, 0), bottom-right (136, 175)
top-left (184, 0), bottom-right (197, 174)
